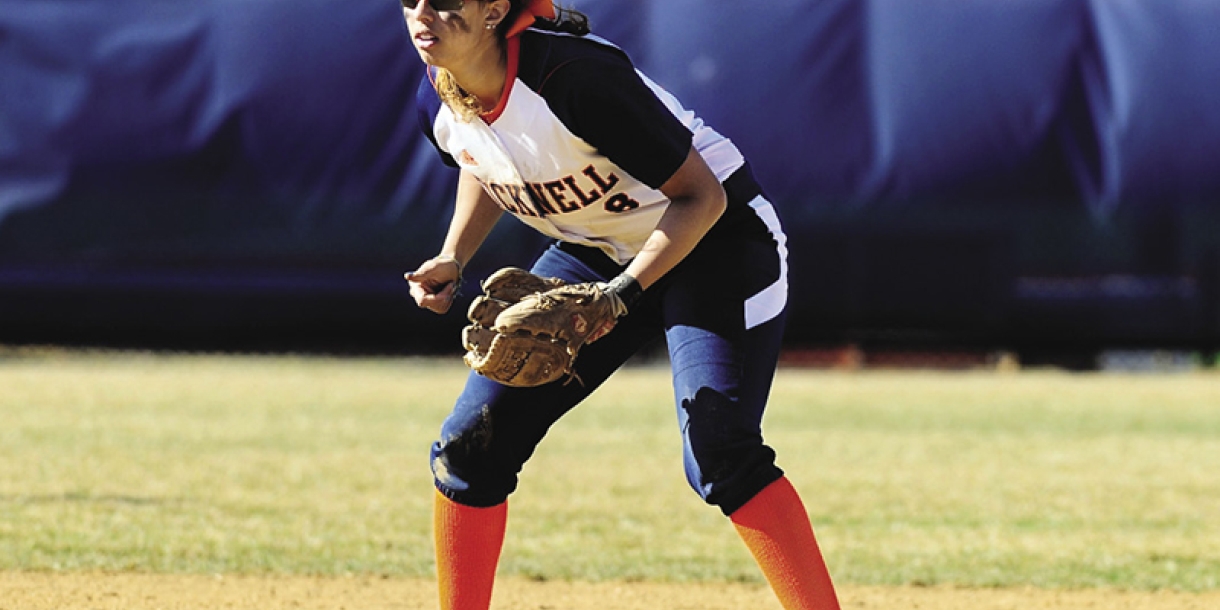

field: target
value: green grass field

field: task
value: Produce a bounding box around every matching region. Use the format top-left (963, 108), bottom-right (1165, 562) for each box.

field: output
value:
top-left (1, 349), bottom-right (1217, 591)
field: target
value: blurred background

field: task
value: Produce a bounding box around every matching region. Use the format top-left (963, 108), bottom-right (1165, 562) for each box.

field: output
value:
top-left (3, 0), bottom-right (1219, 368)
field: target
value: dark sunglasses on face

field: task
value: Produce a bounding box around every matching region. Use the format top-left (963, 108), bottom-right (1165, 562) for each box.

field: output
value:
top-left (401, 0), bottom-right (466, 11)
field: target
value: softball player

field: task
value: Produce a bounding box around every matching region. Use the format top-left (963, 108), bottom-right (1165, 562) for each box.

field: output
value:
top-left (402, 2), bottom-right (840, 608)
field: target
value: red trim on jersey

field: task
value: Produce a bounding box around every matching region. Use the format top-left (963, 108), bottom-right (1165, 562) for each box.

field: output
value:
top-left (481, 36), bottom-right (520, 125)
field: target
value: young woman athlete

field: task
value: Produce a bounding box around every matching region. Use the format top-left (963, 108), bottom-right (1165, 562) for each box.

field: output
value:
top-left (402, 1), bottom-right (840, 608)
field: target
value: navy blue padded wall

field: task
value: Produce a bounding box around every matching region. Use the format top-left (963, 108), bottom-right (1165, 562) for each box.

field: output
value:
top-left (2, 0), bottom-right (1219, 351)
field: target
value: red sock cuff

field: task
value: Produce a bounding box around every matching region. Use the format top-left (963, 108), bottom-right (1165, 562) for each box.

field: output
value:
top-left (434, 489), bottom-right (507, 610)
top-left (731, 477), bottom-right (841, 610)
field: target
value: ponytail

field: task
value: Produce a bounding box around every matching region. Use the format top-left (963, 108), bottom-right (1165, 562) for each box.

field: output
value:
top-left (499, 2), bottom-right (588, 38)
top-left (532, 5), bottom-right (590, 36)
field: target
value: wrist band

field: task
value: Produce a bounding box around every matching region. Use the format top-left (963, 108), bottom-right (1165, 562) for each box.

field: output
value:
top-left (605, 273), bottom-right (643, 311)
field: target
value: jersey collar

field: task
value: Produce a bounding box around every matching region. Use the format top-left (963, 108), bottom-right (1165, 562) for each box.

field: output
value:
top-left (480, 35), bottom-right (520, 125)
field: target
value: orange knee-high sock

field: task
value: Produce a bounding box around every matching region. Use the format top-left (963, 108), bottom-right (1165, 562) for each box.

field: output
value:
top-left (434, 490), bottom-right (507, 610)
top-left (731, 477), bottom-right (841, 610)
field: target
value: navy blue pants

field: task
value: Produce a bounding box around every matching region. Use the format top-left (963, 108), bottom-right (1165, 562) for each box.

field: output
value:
top-left (431, 196), bottom-right (789, 516)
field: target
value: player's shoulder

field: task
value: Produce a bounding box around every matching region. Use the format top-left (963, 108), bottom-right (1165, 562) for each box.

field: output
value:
top-left (517, 29), bottom-right (636, 92)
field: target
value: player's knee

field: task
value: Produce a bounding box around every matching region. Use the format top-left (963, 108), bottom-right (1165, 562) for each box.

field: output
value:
top-left (680, 387), bottom-right (782, 515)
top-left (684, 442), bottom-right (781, 515)
top-left (429, 438), bottom-right (467, 494)
top-left (429, 410), bottom-right (519, 507)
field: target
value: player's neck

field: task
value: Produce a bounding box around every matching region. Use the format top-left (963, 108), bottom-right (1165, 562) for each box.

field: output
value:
top-left (446, 45), bottom-right (507, 113)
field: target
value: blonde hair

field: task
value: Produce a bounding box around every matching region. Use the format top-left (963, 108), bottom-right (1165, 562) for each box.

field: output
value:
top-left (435, 68), bottom-right (484, 122)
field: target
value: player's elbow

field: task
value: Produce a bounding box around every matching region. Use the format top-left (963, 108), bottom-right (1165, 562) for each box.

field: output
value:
top-left (660, 147), bottom-right (726, 224)
top-left (673, 181), bottom-right (726, 234)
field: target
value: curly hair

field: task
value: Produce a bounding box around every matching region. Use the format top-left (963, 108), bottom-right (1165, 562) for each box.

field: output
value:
top-left (436, 2), bottom-right (589, 121)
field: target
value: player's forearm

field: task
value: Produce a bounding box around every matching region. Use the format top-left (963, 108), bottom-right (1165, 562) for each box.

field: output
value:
top-left (624, 148), bottom-right (727, 289)
top-left (626, 195), bottom-right (723, 289)
top-left (440, 171), bottom-right (503, 267)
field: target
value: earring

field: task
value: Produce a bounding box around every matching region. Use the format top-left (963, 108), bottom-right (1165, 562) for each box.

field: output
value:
top-left (485, 22), bottom-right (497, 30)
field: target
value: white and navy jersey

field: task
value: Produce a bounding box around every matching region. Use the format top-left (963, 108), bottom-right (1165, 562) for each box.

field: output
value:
top-left (415, 29), bottom-right (749, 264)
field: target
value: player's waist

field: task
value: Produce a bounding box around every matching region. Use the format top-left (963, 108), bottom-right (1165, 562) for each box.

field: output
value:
top-left (722, 161), bottom-right (764, 209)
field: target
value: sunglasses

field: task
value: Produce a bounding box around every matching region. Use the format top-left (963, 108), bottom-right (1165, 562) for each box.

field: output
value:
top-left (401, 0), bottom-right (466, 11)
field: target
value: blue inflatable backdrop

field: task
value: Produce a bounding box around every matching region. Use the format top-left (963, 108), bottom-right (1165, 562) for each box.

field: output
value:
top-left (2, 0), bottom-right (1219, 356)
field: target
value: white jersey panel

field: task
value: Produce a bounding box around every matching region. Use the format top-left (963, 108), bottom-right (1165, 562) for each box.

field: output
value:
top-left (424, 30), bottom-right (750, 266)
top-left (743, 196), bottom-right (789, 329)
top-left (432, 82), bottom-right (670, 264)
top-left (634, 72), bottom-right (745, 183)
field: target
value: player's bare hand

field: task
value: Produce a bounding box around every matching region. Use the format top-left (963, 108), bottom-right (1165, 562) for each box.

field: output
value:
top-left (405, 256), bottom-right (462, 314)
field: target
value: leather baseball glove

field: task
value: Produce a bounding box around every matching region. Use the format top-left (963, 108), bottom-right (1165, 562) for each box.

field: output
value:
top-left (462, 267), bottom-right (631, 387)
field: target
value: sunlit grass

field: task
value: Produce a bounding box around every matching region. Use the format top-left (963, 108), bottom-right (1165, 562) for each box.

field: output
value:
top-left (1, 349), bottom-right (1217, 590)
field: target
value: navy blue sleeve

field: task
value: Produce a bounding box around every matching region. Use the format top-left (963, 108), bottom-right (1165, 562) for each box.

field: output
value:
top-left (540, 55), bottom-right (694, 189)
top-left (415, 73), bottom-right (458, 168)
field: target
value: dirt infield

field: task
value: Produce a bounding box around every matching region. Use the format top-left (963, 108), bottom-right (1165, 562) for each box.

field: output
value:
top-left (2, 573), bottom-right (1218, 610)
